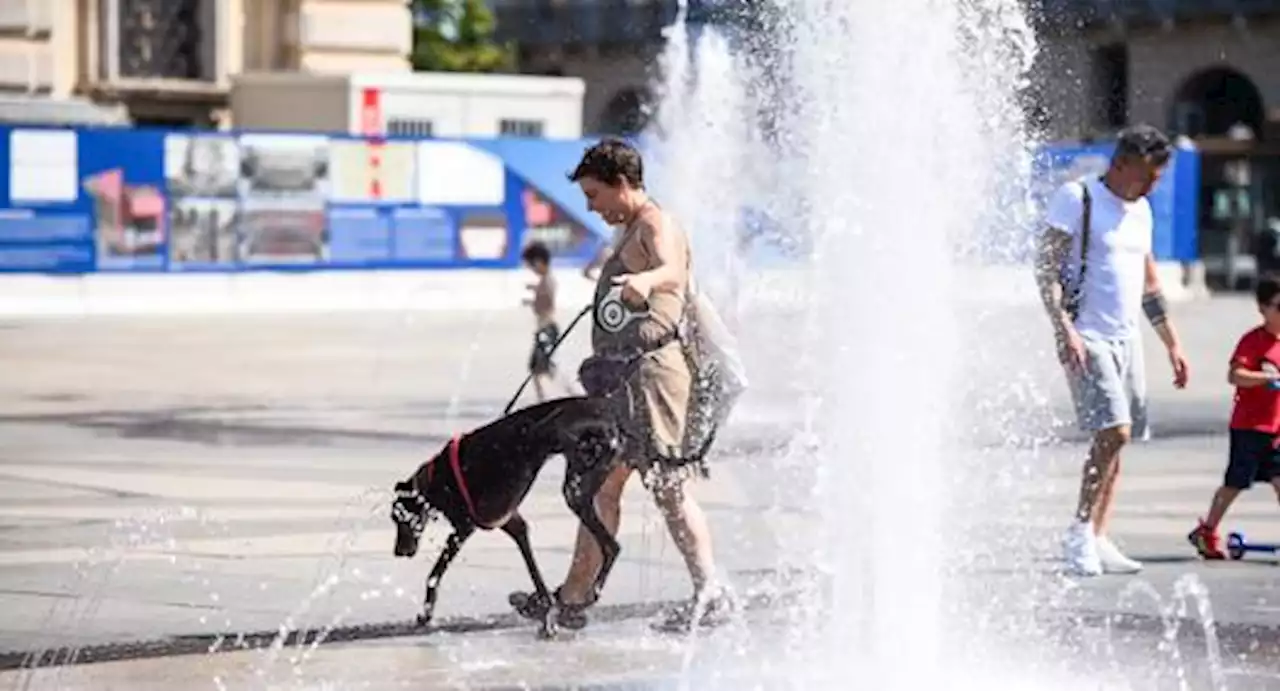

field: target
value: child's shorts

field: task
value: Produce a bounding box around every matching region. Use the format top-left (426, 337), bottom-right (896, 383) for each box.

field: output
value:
top-left (528, 323), bottom-right (560, 375)
top-left (1225, 429), bottom-right (1280, 489)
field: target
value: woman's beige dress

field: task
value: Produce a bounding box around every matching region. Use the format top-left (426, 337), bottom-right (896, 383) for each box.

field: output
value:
top-left (590, 203), bottom-right (704, 486)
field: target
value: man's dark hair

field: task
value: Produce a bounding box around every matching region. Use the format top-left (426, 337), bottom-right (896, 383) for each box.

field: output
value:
top-left (568, 138), bottom-right (644, 188)
top-left (1114, 124), bottom-right (1173, 166)
top-left (521, 241), bottom-right (551, 266)
top-left (1256, 275), bottom-right (1280, 306)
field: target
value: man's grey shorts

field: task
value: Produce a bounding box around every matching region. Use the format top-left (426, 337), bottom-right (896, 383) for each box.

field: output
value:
top-left (1067, 335), bottom-right (1149, 438)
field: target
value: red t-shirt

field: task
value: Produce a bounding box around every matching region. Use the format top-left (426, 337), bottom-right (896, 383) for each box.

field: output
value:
top-left (1229, 326), bottom-right (1280, 432)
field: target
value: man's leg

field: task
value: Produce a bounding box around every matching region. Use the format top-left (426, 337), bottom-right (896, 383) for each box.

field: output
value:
top-left (1087, 425), bottom-right (1131, 535)
top-left (1091, 335), bottom-right (1150, 571)
top-left (558, 463), bottom-right (633, 605)
top-left (1064, 338), bottom-right (1134, 576)
top-left (1097, 332), bottom-right (1151, 537)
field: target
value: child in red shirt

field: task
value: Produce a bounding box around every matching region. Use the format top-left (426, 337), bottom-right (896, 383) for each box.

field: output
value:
top-left (1188, 277), bottom-right (1280, 559)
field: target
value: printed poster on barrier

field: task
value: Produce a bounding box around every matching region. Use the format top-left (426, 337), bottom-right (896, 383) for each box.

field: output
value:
top-left (324, 136), bottom-right (419, 265)
top-left (392, 206), bottom-right (458, 264)
top-left (0, 129), bottom-right (94, 272)
top-left (416, 140), bottom-right (510, 265)
top-left (164, 133), bottom-right (240, 268)
top-left (328, 138), bottom-right (416, 205)
top-left (0, 127), bottom-right (171, 272)
top-left (323, 204), bottom-right (460, 266)
top-left (80, 129), bottom-right (169, 271)
top-left (237, 133), bottom-right (331, 266)
top-left (85, 166), bottom-right (167, 271)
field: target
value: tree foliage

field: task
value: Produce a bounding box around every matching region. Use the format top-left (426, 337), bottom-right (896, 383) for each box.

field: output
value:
top-left (410, 0), bottom-right (514, 73)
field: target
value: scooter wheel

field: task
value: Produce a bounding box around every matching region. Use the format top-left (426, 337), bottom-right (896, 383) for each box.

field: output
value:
top-left (1227, 532), bottom-right (1246, 561)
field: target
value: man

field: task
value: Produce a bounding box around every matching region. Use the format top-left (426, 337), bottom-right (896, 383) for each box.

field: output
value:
top-left (509, 138), bottom-right (736, 632)
top-left (1034, 124), bottom-right (1191, 577)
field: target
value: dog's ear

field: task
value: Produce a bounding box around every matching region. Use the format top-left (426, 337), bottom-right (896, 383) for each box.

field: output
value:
top-left (394, 479), bottom-right (413, 493)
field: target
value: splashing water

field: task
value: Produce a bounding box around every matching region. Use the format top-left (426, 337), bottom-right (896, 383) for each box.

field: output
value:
top-left (1116, 575), bottom-right (1229, 690)
top-left (646, 3), bottom-right (757, 320)
top-left (639, 0), bottom-right (1104, 687)
top-left (793, 0), bottom-right (1040, 684)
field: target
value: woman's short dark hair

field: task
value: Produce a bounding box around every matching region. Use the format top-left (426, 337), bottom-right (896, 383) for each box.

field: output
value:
top-left (568, 138), bottom-right (644, 189)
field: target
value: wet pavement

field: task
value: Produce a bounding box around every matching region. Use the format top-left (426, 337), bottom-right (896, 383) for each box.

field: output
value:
top-left (0, 297), bottom-right (1277, 689)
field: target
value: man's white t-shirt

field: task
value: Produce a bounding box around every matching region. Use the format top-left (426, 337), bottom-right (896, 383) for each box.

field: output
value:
top-left (1043, 176), bottom-right (1152, 342)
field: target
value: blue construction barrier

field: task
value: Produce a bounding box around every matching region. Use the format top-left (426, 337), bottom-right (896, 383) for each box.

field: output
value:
top-left (0, 126), bottom-right (1198, 274)
top-left (0, 127), bottom-right (612, 274)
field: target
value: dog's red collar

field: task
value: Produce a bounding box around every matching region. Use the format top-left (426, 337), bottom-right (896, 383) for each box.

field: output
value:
top-left (420, 435), bottom-right (481, 525)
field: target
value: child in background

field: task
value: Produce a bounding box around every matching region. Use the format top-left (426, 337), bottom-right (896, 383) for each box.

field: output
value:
top-left (1188, 276), bottom-right (1280, 559)
top-left (521, 242), bottom-right (577, 402)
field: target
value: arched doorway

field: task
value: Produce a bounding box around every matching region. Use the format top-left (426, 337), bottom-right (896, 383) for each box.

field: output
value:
top-left (1168, 66), bottom-right (1264, 139)
top-left (1171, 67), bottom-right (1271, 291)
top-left (597, 87), bottom-right (651, 136)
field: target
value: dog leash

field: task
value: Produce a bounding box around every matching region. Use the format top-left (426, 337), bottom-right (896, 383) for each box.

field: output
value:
top-left (502, 303), bottom-right (593, 416)
top-left (500, 299), bottom-right (732, 468)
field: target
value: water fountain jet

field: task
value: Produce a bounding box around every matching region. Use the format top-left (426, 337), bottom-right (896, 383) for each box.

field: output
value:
top-left (641, 0), bottom-right (1070, 687)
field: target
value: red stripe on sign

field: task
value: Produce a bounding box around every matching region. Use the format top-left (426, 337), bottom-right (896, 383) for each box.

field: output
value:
top-left (360, 88), bottom-right (382, 136)
top-left (370, 140), bottom-right (383, 199)
top-left (361, 87), bottom-right (384, 200)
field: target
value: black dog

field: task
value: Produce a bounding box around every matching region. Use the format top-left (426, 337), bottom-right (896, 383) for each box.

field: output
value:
top-left (390, 396), bottom-right (625, 639)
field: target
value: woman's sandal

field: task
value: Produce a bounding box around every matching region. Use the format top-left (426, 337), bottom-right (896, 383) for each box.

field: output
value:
top-left (651, 587), bottom-right (739, 634)
top-left (508, 587), bottom-right (590, 631)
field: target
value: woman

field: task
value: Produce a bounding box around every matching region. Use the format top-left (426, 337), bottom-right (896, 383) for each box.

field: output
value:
top-left (510, 138), bottom-right (736, 633)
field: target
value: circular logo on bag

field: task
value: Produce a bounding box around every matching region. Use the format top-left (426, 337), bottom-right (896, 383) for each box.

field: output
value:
top-left (594, 286), bottom-right (646, 334)
top-left (597, 298), bottom-right (629, 332)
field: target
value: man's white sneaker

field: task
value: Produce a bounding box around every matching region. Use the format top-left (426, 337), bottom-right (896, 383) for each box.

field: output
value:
top-left (1096, 535), bottom-right (1142, 574)
top-left (1063, 521), bottom-right (1103, 577)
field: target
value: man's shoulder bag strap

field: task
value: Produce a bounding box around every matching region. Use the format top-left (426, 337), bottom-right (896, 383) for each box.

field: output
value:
top-left (1066, 181), bottom-right (1092, 321)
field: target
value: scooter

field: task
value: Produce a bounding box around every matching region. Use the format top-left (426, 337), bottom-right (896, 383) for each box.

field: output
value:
top-left (1226, 531), bottom-right (1279, 561)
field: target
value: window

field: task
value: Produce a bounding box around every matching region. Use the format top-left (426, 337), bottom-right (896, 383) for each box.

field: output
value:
top-left (499, 118), bottom-right (545, 137)
top-left (1090, 43), bottom-right (1128, 131)
top-left (115, 0), bottom-right (212, 80)
top-left (386, 118), bottom-right (434, 137)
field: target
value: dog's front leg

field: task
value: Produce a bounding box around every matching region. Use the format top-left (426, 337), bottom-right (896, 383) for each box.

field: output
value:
top-left (499, 513), bottom-right (557, 639)
top-left (418, 526), bottom-right (474, 628)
